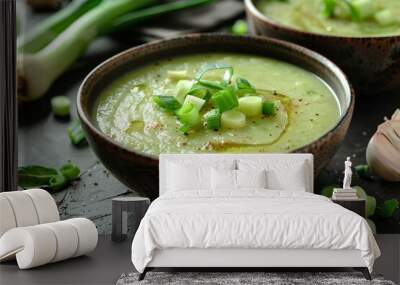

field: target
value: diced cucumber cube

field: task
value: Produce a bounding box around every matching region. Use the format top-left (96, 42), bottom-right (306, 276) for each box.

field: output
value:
top-left (221, 110), bottom-right (246, 129)
top-left (238, 96), bottom-right (262, 117)
top-left (183, 95), bottom-right (206, 111)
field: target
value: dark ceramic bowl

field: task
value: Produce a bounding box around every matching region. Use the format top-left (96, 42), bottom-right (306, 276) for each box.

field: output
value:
top-left (245, 0), bottom-right (400, 95)
top-left (77, 34), bottom-right (354, 199)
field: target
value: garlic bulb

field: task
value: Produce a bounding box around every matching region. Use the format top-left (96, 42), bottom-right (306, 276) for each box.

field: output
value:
top-left (366, 109), bottom-right (400, 182)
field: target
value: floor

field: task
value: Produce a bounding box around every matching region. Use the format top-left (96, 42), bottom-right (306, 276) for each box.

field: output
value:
top-left (1, 235), bottom-right (399, 285)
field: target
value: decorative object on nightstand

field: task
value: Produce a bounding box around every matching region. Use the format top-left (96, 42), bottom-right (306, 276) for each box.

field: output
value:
top-left (332, 199), bottom-right (366, 218)
top-left (332, 157), bottom-right (358, 200)
top-left (112, 197), bottom-right (150, 242)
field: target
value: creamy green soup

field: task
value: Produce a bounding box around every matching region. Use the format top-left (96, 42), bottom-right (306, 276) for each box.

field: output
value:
top-left (94, 53), bottom-right (340, 157)
top-left (256, 0), bottom-right (400, 37)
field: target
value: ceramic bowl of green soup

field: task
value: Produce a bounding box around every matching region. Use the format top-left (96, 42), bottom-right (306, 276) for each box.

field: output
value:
top-left (78, 34), bottom-right (354, 199)
top-left (245, 0), bottom-right (400, 95)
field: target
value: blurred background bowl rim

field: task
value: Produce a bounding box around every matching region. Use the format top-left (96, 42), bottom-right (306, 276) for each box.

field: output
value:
top-left (245, 0), bottom-right (400, 40)
top-left (77, 33), bottom-right (354, 162)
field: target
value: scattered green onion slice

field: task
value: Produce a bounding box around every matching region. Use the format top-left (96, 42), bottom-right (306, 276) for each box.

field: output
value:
top-left (238, 96), bottom-right (262, 117)
top-left (48, 174), bottom-right (67, 191)
top-left (231, 19), bottom-right (248, 36)
top-left (321, 0), bottom-right (337, 18)
top-left (205, 109), bottom-right (221, 130)
top-left (51, 96), bottom-right (71, 117)
top-left (211, 89), bottom-right (238, 113)
top-left (60, 163), bottom-right (81, 181)
top-left (221, 110), bottom-right (246, 129)
top-left (153, 95), bottom-right (181, 112)
top-left (262, 101), bottom-right (277, 116)
top-left (67, 119), bottom-right (86, 145)
top-left (176, 103), bottom-right (201, 133)
top-left (195, 63), bottom-right (234, 84)
top-left (355, 164), bottom-right (370, 178)
top-left (183, 95), bottom-right (206, 111)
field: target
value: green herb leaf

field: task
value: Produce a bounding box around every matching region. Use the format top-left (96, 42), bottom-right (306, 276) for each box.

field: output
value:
top-left (195, 63), bottom-right (234, 84)
top-left (48, 174), bottom-right (67, 191)
top-left (60, 163), bottom-right (81, 181)
top-left (18, 166), bottom-right (58, 188)
top-left (67, 119), bottom-right (87, 145)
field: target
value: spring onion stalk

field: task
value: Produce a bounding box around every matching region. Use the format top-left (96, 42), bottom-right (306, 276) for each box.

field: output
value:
top-left (152, 95), bottom-right (181, 112)
top-left (18, 0), bottom-right (154, 102)
top-left (51, 96), bottom-right (71, 117)
top-left (231, 19), bottom-right (247, 36)
top-left (18, 0), bottom-right (103, 54)
top-left (67, 119), bottom-right (86, 145)
top-left (107, 0), bottom-right (215, 33)
top-left (235, 77), bottom-right (256, 96)
top-left (195, 63), bottom-right (234, 84)
top-left (188, 84), bottom-right (210, 99)
top-left (173, 80), bottom-right (193, 104)
top-left (205, 109), bottom-right (221, 130)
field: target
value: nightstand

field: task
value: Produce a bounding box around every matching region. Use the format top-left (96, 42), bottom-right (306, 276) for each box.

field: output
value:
top-left (331, 199), bottom-right (366, 218)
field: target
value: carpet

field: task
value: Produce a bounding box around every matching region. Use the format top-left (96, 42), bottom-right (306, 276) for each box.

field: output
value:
top-left (116, 272), bottom-right (396, 285)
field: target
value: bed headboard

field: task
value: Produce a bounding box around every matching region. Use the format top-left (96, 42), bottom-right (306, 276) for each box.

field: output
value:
top-left (159, 153), bottom-right (314, 195)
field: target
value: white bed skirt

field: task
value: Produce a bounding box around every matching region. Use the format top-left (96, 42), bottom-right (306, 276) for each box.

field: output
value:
top-left (148, 248), bottom-right (366, 268)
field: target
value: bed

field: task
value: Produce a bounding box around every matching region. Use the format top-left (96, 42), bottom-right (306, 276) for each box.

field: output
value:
top-left (131, 154), bottom-right (380, 281)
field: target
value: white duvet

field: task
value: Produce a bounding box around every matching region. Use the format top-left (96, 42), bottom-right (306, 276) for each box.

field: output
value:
top-left (131, 190), bottom-right (380, 273)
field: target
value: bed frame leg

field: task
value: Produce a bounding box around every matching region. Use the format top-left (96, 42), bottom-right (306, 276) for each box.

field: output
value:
top-left (354, 267), bottom-right (371, 280)
top-left (138, 268), bottom-right (147, 281)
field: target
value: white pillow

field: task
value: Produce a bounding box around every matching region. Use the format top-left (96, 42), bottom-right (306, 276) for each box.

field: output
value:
top-left (236, 169), bottom-right (267, 189)
top-left (167, 163), bottom-right (210, 191)
top-left (166, 160), bottom-right (236, 192)
top-left (237, 159), bottom-right (309, 192)
top-left (211, 168), bottom-right (236, 191)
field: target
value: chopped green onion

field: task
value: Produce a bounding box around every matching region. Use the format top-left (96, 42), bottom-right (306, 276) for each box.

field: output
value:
top-left (60, 163), bottom-right (81, 181)
top-left (221, 110), bottom-right (246, 129)
top-left (262, 101), bottom-right (277, 116)
top-left (67, 119), bottom-right (86, 145)
top-left (174, 80), bottom-right (193, 104)
top-left (198, 79), bottom-right (226, 90)
top-left (195, 63), bottom-right (234, 84)
top-left (235, 77), bottom-right (256, 96)
top-left (183, 95), bottom-right (206, 111)
top-left (374, 9), bottom-right (396, 26)
top-left (48, 174), bottom-right (67, 191)
top-left (176, 103), bottom-right (201, 133)
top-left (347, 0), bottom-right (375, 20)
top-left (238, 96), bottom-right (262, 117)
top-left (167, 70), bottom-right (189, 80)
top-left (211, 89), bottom-right (238, 113)
top-left (205, 109), bottom-right (221, 130)
top-left (51, 96), bottom-right (71, 117)
top-left (153, 95), bottom-right (181, 112)
top-left (355, 164), bottom-right (370, 178)
top-left (321, 0), bottom-right (337, 18)
top-left (188, 83), bottom-right (210, 99)
top-left (231, 19), bottom-right (247, 36)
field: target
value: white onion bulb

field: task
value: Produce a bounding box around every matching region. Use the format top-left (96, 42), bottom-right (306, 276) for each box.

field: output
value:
top-left (366, 109), bottom-right (400, 182)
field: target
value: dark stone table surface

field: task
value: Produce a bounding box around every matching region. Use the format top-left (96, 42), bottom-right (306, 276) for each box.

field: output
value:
top-left (17, 1), bottom-right (400, 234)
